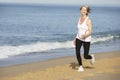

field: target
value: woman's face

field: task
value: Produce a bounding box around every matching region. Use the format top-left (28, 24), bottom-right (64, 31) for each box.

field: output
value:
top-left (80, 7), bottom-right (87, 15)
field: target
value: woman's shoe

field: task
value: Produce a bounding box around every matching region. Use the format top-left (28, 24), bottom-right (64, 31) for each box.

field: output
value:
top-left (78, 66), bottom-right (84, 72)
top-left (90, 54), bottom-right (95, 65)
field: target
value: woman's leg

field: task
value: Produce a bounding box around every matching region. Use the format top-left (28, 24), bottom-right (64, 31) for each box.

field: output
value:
top-left (83, 42), bottom-right (92, 59)
top-left (75, 39), bottom-right (83, 65)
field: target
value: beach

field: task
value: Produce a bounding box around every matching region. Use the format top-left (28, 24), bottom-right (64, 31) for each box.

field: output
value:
top-left (0, 4), bottom-right (120, 80)
top-left (0, 51), bottom-right (120, 80)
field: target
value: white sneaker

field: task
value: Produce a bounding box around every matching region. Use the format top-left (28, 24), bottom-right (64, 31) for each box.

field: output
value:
top-left (90, 54), bottom-right (95, 65)
top-left (78, 66), bottom-right (84, 72)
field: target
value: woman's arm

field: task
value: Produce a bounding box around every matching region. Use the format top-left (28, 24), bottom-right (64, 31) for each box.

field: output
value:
top-left (73, 18), bottom-right (80, 45)
top-left (86, 18), bottom-right (92, 37)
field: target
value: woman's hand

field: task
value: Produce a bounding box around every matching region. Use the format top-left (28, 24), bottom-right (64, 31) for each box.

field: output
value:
top-left (81, 35), bottom-right (85, 39)
top-left (78, 34), bottom-right (85, 40)
top-left (73, 39), bottom-right (76, 45)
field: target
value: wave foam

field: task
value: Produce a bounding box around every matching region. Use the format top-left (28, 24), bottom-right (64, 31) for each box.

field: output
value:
top-left (0, 41), bottom-right (73, 59)
top-left (91, 35), bottom-right (114, 44)
top-left (0, 35), bottom-right (119, 59)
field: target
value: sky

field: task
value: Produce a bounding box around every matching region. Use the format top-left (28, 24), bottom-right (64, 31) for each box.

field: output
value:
top-left (0, 0), bottom-right (120, 6)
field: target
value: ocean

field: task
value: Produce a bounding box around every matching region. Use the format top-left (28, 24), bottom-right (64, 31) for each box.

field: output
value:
top-left (0, 3), bottom-right (120, 67)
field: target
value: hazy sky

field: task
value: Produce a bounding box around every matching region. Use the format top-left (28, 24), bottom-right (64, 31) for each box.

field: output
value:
top-left (0, 0), bottom-right (120, 6)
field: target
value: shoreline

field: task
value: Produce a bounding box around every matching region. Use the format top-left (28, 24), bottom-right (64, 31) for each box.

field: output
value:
top-left (0, 50), bottom-right (120, 80)
top-left (0, 37), bottom-right (120, 67)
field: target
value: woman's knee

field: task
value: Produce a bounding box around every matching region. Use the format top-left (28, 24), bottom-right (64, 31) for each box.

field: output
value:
top-left (84, 55), bottom-right (92, 59)
top-left (84, 55), bottom-right (90, 59)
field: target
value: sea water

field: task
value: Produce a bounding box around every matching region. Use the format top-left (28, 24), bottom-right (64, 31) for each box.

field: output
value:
top-left (0, 3), bottom-right (120, 67)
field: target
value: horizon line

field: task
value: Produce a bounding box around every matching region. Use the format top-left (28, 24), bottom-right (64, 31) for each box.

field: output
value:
top-left (0, 2), bottom-right (120, 7)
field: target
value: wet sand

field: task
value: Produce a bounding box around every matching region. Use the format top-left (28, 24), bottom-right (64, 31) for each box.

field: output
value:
top-left (0, 51), bottom-right (120, 80)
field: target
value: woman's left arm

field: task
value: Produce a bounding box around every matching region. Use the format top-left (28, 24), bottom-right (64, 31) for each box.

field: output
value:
top-left (86, 18), bottom-right (92, 37)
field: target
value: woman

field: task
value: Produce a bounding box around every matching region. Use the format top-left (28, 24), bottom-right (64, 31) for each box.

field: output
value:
top-left (73, 6), bottom-right (95, 72)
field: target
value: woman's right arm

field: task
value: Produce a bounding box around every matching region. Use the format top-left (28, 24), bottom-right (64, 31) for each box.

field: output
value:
top-left (73, 18), bottom-right (80, 46)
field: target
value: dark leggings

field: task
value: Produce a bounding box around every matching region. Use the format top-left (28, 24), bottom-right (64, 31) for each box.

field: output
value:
top-left (75, 38), bottom-right (92, 65)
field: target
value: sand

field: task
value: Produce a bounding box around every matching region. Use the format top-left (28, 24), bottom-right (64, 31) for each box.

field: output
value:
top-left (0, 51), bottom-right (120, 80)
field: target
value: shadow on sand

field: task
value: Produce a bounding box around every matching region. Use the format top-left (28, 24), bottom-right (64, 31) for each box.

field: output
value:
top-left (69, 62), bottom-right (94, 70)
